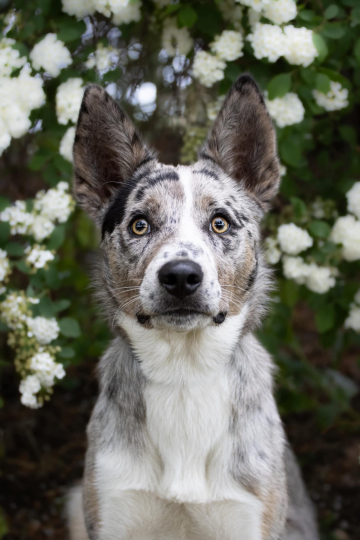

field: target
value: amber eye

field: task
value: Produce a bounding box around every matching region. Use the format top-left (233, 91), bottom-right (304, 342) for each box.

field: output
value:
top-left (131, 218), bottom-right (150, 236)
top-left (211, 216), bottom-right (230, 234)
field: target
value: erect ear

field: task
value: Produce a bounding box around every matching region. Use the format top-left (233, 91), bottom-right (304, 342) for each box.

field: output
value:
top-left (200, 74), bottom-right (280, 210)
top-left (73, 85), bottom-right (154, 223)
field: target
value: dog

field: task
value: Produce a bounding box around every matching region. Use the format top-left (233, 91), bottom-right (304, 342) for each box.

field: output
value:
top-left (68, 74), bottom-right (320, 540)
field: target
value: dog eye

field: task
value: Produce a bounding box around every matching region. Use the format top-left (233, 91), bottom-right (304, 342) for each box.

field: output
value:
top-left (211, 216), bottom-right (230, 234)
top-left (130, 218), bottom-right (150, 236)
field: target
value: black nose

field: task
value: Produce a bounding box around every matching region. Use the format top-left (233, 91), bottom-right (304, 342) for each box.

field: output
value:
top-left (158, 260), bottom-right (203, 300)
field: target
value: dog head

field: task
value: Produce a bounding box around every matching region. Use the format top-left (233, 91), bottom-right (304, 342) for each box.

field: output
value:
top-left (73, 75), bottom-right (280, 335)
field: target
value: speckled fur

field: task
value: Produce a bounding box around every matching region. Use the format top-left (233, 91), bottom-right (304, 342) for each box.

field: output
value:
top-left (68, 75), bottom-right (319, 540)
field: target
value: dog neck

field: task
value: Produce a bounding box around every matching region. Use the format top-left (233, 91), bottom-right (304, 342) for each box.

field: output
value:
top-left (120, 305), bottom-right (249, 386)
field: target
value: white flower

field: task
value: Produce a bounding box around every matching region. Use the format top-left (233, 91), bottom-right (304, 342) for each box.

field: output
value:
top-left (305, 264), bottom-right (336, 294)
top-left (26, 246), bottom-right (54, 269)
top-left (30, 215), bottom-right (55, 241)
top-left (85, 44), bottom-right (117, 71)
top-left (0, 249), bottom-right (10, 282)
top-left (265, 92), bottom-right (305, 128)
top-left (56, 78), bottom-right (84, 125)
top-left (0, 200), bottom-right (34, 235)
top-left (30, 351), bottom-right (65, 389)
top-left (238, 0), bottom-right (270, 13)
top-left (247, 23), bottom-right (286, 63)
top-left (109, 0), bottom-right (142, 25)
top-left (264, 237), bottom-right (281, 264)
top-left (19, 374), bottom-right (41, 408)
top-left (263, 0), bottom-right (297, 25)
top-left (0, 37), bottom-right (26, 77)
top-left (0, 66), bottom-right (45, 154)
top-left (27, 316), bottom-right (59, 344)
top-left (280, 164), bottom-right (287, 177)
top-left (277, 223), bottom-right (313, 255)
top-left (62, 0), bottom-right (96, 17)
top-left (331, 215), bottom-right (360, 261)
top-left (311, 199), bottom-right (325, 219)
top-left (34, 182), bottom-right (73, 224)
top-left (59, 126), bottom-right (75, 162)
top-left (248, 7), bottom-right (261, 27)
top-left (346, 182), bottom-right (360, 220)
top-left (313, 81), bottom-right (349, 112)
top-left (219, 0), bottom-right (243, 30)
top-left (192, 51), bottom-right (225, 87)
top-left (0, 291), bottom-right (29, 330)
top-left (282, 256), bottom-right (335, 293)
top-left (345, 304), bottom-right (360, 332)
top-left (30, 34), bottom-right (72, 77)
top-left (211, 30), bottom-right (244, 62)
top-left (162, 19), bottom-right (193, 57)
top-left (283, 25), bottom-right (318, 67)
top-left (282, 255), bottom-right (311, 284)
top-left (206, 95), bottom-right (225, 121)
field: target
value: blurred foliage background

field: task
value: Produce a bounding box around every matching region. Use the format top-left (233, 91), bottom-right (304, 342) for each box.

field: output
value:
top-left (0, 0), bottom-right (359, 538)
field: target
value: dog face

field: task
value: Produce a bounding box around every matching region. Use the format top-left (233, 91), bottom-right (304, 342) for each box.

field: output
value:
top-left (73, 76), bottom-right (280, 333)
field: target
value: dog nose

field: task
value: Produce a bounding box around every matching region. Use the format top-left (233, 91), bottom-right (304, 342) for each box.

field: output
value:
top-left (158, 260), bottom-right (203, 299)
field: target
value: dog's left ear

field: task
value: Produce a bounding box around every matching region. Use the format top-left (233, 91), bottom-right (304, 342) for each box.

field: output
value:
top-left (200, 74), bottom-right (280, 210)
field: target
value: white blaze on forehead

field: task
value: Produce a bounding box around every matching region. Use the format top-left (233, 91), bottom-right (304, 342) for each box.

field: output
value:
top-left (178, 166), bottom-right (196, 239)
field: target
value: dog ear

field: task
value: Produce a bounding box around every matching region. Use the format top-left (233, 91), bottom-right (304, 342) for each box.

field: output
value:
top-left (200, 74), bottom-right (280, 210)
top-left (73, 85), bottom-right (154, 223)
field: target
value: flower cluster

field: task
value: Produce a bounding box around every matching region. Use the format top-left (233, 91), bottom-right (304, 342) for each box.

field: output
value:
top-left (345, 290), bottom-right (360, 333)
top-left (30, 33), bottom-right (72, 77)
top-left (313, 81), bottom-right (349, 112)
top-left (210, 30), bottom-right (244, 62)
top-left (0, 292), bottom-right (64, 409)
top-left (277, 223), bottom-right (313, 255)
top-left (0, 248), bottom-right (11, 286)
top-left (0, 62), bottom-right (45, 155)
top-left (62, 0), bottom-right (141, 25)
top-left (56, 78), bottom-right (85, 125)
top-left (0, 37), bottom-right (26, 77)
top-left (25, 245), bottom-right (55, 270)
top-left (330, 215), bottom-right (360, 262)
top-left (85, 44), bottom-right (118, 72)
top-left (282, 256), bottom-right (336, 294)
top-left (265, 92), bottom-right (305, 128)
top-left (59, 126), bottom-right (75, 163)
top-left (248, 23), bottom-right (318, 66)
top-left (1, 182), bottom-right (74, 243)
top-left (192, 51), bottom-right (226, 87)
top-left (162, 19), bottom-right (193, 57)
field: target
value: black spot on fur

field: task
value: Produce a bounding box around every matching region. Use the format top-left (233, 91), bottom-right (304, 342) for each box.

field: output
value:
top-left (194, 168), bottom-right (219, 180)
top-left (135, 170), bottom-right (179, 201)
top-left (246, 260), bottom-right (258, 291)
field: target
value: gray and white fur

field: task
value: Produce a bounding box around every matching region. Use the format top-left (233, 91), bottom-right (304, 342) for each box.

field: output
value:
top-left (68, 75), bottom-right (320, 540)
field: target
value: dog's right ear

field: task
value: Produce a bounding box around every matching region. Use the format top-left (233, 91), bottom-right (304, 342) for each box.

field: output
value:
top-left (73, 85), bottom-right (154, 224)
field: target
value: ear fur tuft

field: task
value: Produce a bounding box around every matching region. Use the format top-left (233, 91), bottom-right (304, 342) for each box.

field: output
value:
top-left (73, 85), bottom-right (154, 223)
top-left (200, 74), bottom-right (280, 210)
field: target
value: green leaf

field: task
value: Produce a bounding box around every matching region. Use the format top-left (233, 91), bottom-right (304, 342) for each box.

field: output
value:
top-left (324, 4), bottom-right (339, 19)
top-left (0, 196), bottom-right (10, 212)
top-left (47, 225), bottom-right (65, 250)
top-left (315, 305), bottom-right (335, 333)
top-left (38, 296), bottom-right (56, 317)
top-left (308, 220), bottom-right (331, 238)
top-left (177, 6), bottom-right (197, 28)
top-left (53, 299), bottom-right (71, 312)
top-left (59, 317), bottom-right (81, 338)
top-left (224, 63), bottom-right (241, 83)
top-left (102, 68), bottom-right (123, 83)
top-left (313, 34), bottom-right (328, 63)
top-left (300, 68), bottom-right (316, 85)
top-left (290, 197), bottom-right (307, 220)
top-left (0, 222), bottom-right (10, 243)
top-left (298, 10), bottom-right (316, 21)
top-left (4, 242), bottom-right (24, 256)
top-left (339, 125), bottom-right (356, 145)
top-left (315, 73), bottom-right (331, 94)
top-left (58, 347), bottom-right (75, 359)
top-left (267, 73), bottom-right (291, 100)
top-left (322, 23), bottom-right (345, 39)
top-left (352, 7), bottom-right (360, 24)
top-left (354, 38), bottom-right (360, 64)
top-left (280, 138), bottom-right (302, 167)
top-left (57, 19), bottom-right (86, 42)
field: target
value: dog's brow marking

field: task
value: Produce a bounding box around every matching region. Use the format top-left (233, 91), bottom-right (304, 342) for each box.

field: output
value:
top-left (194, 168), bottom-right (219, 180)
top-left (135, 169), bottom-right (179, 201)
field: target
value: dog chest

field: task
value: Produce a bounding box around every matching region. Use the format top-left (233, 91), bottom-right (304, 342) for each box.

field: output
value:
top-left (144, 371), bottom-right (232, 502)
